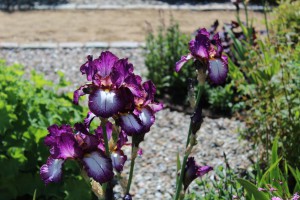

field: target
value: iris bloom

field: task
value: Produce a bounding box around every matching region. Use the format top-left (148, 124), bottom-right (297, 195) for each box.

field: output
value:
top-left (175, 28), bottom-right (228, 85)
top-left (117, 80), bottom-right (163, 136)
top-left (183, 157), bottom-right (213, 190)
top-left (74, 51), bottom-right (142, 118)
top-left (40, 123), bottom-right (127, 184)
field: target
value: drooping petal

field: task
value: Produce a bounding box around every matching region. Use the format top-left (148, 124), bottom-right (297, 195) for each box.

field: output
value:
top-left (82, 151), bottom-right (114, 184)
top-left (88, 89), bottom-right (125, 118)
top-left (40, 157), bottom-right (64, 184)
top-left (94, 51), bottom-right (119, 78)
top-left (73, 85), bottom-right (90, 105)
top-left (111, 150), bottom-right (127, 172)
top-left (138, 108), bottom-right (155, 132)
top-left (74, 123), bottom-right (99, 152)
top-left (208, 57), bottom-right (228, 85)
top-left (118, 113), bottom-right (143, 136)
top-left (84, 111), bottom-right (96, 128)
top-left (175, 54), bottom-right (192, 72)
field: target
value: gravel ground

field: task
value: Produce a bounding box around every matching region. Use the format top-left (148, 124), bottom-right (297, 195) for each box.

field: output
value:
top-left (0, 48), bottom-right (255, 199)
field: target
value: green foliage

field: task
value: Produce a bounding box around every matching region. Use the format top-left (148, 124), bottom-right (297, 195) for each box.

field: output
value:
top-left (145, 21), bottom-right (196, 104)
top-left (0, 61), bottom-right (91, 199)
top-left (185, 155), bottom-right (247, 200)
top-left (238, 138), bottom-right (300, 200)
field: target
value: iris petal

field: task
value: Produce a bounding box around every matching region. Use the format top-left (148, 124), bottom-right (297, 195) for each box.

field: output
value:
top-left (208, 58), bottom-right (228, 85)
top-left (111, 150), bottom-right (127, 172)
top-left (89, 89), bottom-right (124, 118)
top-left (40, 157), bottom-right (64, 184)
top-left (175, 54), bottom-right (192, 72)
top-left (82, 151), bottom-right (114, 184)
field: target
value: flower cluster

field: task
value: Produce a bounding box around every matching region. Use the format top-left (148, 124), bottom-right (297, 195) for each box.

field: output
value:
top-left (175, 28), bottom-right (228, 85)
top-left (41, 51), bottom-right (163, 185)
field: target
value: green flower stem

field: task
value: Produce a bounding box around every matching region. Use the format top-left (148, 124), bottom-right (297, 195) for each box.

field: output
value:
top-left (101, 118), bottom-right (110, 157)
top-left (100, 118), bottom-right (111, 199)
top-left (126, 145), bottom-right (138, 194)
top-left (174, 84), bottom-right (204, 200)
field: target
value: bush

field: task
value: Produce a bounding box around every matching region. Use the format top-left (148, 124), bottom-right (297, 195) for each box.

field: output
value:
top-left (0, 61), bottom-right (92, 199)
top-left (227, 0), bottom-right (300, 167)
top-left (145, 21), bottom-right (195, 105)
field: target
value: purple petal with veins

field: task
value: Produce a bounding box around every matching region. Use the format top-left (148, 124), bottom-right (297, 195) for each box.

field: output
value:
top-left (82, 151), bottom-right (114, 184)
top-left (142, 80), bottom-right (156, 102)
top-left (111, 150), bottom-right (127, 172)
top-left (111, 59), bottom-right (133, 88)
top-left (208, 57), bottom-right (228, 85)
top-left (45, 124), bottom-right (73, 147)
top-left (55, 133), bottom-right (83, 159)
top-left (89, 89), bottom-right (124, 118)
top-left (94, 51), bottom-right (118, 78)
top-left (73, 85), bottom-right (88, 105)
top-left (40, 157), bottom-right (64, 184)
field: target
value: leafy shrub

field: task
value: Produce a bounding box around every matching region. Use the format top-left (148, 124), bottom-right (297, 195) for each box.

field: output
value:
top-left (229, 24), bottom-right (300, 166)
top-left (145, 21), bottom-right (195, 105)
top-left (0, 61), bottom-right (91, 199)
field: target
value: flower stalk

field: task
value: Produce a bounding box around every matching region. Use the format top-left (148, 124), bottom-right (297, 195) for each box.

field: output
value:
top-left (174, 84), bottom-right (204, 200)
top-left (126, 144), bottom-right (139, 194)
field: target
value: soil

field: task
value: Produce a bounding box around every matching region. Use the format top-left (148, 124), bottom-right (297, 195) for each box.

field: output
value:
top-left (0, 9), bottom-right (266, 42)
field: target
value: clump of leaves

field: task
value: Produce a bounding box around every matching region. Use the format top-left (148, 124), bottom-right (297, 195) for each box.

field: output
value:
top-left (145, 20), bottom-right (195, 105)
top-left (0, 61), bottom-right (91, 199)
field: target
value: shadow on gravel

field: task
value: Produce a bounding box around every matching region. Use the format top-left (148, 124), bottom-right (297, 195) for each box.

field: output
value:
top-left (0, 0), bottom-right (67, 12)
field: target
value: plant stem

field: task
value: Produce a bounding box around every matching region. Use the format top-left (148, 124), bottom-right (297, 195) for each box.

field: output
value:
top-left (174, 85), bottom-right (204, 200)
top-left (101, 118), bottom-right (110, 157)
top-left (126, 146), bottom-right (137, 194)
top-left (262, 0), bottom-right (270, 40)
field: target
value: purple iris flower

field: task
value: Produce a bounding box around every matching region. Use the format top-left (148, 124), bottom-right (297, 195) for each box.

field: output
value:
top-left (175, 28), bottom-right (229, 85)
top-left (40, 124), bottom-right (114, 184)
top-left (183, 157), bottom-right (213, 190)
top-left (117, 80), bottom-right (163, 136)
top-left (73, 51), bottom-right (142, 118)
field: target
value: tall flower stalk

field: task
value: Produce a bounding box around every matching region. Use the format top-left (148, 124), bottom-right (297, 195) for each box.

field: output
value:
top-left (174, 28), bottom-right (229, 200)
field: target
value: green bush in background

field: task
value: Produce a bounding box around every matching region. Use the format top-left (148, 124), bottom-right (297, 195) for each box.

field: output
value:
top-left (0, 61), bottom-right (92, 199)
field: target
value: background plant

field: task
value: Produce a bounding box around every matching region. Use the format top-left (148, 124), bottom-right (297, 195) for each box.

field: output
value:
top-left (0, 61), bottom-right (91, 199)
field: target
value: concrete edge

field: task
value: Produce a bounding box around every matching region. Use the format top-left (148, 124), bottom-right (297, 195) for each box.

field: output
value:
top-left (0, 41), bottom-right (146, 49)
top-left (31, 3), bottom-right (266, 11)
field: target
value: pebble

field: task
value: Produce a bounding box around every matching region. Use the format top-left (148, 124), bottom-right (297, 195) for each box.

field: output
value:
top-left (0, 47), bottom-right (255, 199)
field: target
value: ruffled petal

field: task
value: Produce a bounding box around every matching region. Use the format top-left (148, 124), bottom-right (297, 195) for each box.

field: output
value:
top-left (189, 29), bottom-right (210, 60)
top-left (45, 124), bottom-right (73, 147)
top-left (111, 59), bottom-right (133, 88)
top-left (94, 51), bottom-right (119, 78)
top-left (111, 150), bottom-right (127, 172)
top-left (40, 157), bottom-right (64, 184)
top-left (88, 89), bottom-right (125, 118)
top-left (82, 151), bottom-right (114, 184)
top-left (124, 74), bottom-right (143, 97)
top-left (212, 33), bottom-right (223, 57)
top-left (80, 55), bottom-right (95, 81)
top-left (55, 133), bottom-right (83, 159)
top-left (208, 58), bottom-right (228, 85)
top-left (142, 80), bottom-right (156, 102)
top-left (175, 54), bottom-right (192, 72)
